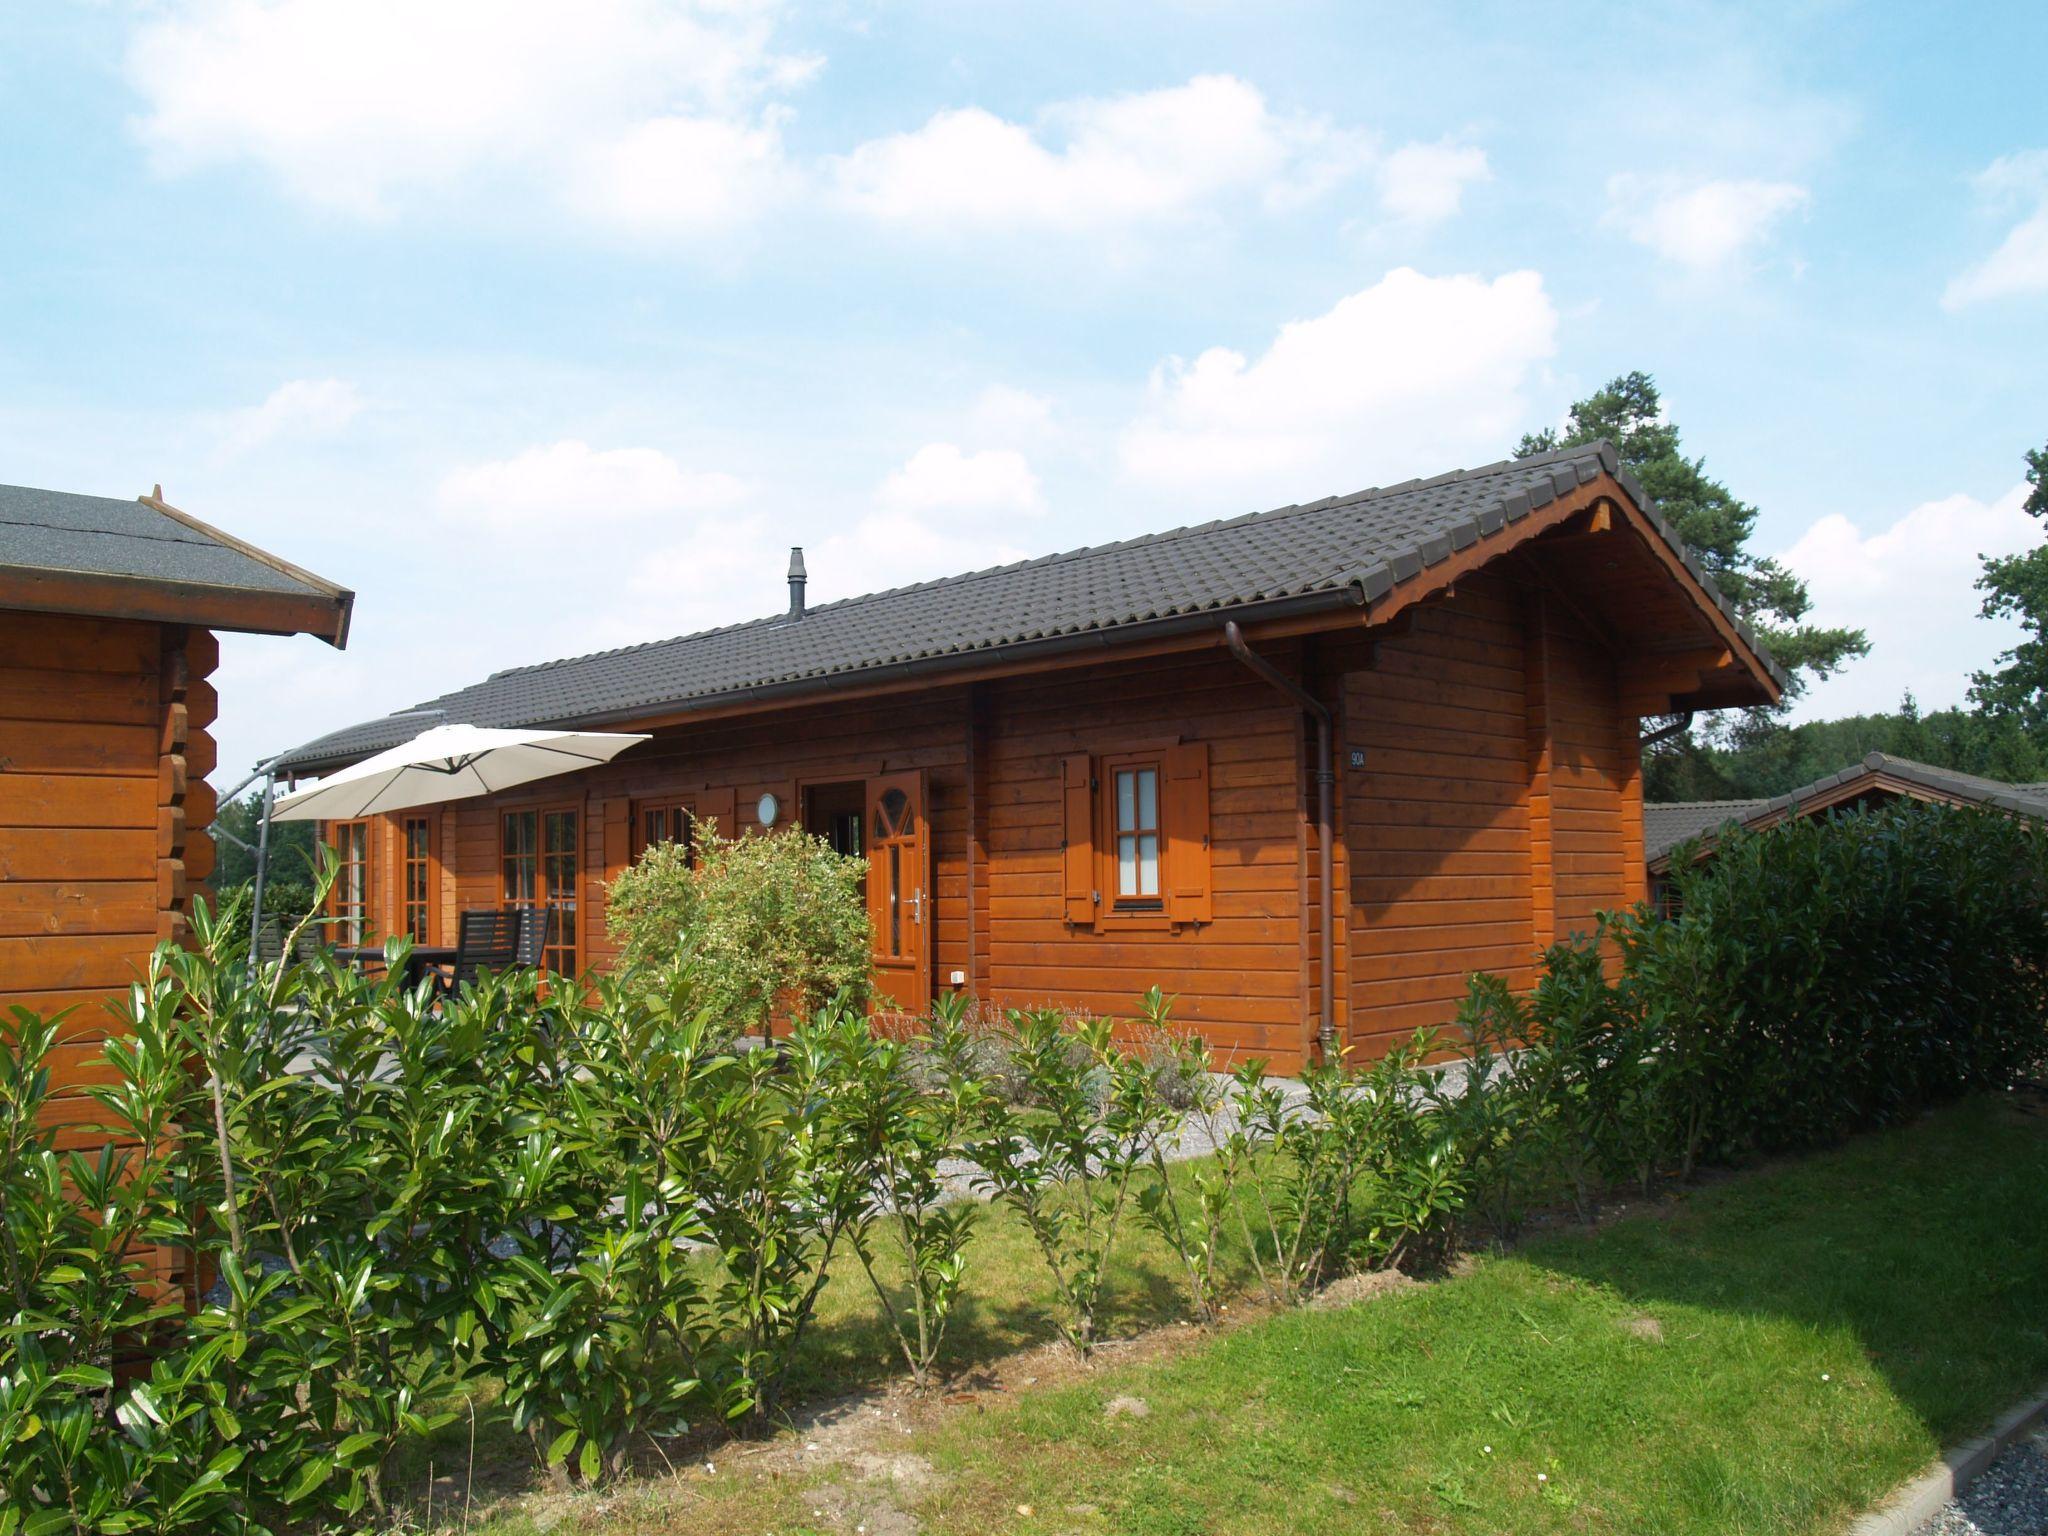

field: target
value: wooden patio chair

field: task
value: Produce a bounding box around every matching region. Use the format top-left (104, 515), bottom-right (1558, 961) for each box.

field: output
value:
top-left (253, 915), bottom-right (329, 970)
top-left (514, 906), bottom-right (556, 970)
top-left (430, 907), bottom-right (522, 997)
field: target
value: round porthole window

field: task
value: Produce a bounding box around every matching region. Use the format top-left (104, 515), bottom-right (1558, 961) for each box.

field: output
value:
top-left (756, 791), bottom-right (780, 828)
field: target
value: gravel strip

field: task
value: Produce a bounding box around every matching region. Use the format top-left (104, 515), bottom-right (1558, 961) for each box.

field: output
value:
top-left (1915, 1433), bottom-right (2048, 1536)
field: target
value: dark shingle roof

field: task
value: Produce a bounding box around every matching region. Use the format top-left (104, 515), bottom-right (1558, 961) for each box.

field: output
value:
top-left (1, 484), bottom-right (324, 595)
top-left (0, 482), bottom-right (353, 643)
top-left (1644, 799), bottom-right (1773, 862)
top-left (276, 440), bottom-right (1782, 773)
top-left (1646, 752), bottom-right (2048, 867)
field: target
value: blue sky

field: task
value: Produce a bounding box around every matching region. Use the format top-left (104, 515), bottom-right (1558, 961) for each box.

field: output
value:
top-left (4, 0), bottom-right (2047, 788)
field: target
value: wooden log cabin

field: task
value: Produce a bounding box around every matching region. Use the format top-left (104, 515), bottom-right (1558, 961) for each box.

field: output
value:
top-left (0, 481), bottom-right (353, 1138)
top-left (275, 442), bottom-right (1782, 1069)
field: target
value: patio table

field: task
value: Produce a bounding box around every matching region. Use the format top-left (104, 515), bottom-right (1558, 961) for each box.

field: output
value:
top-left (330, 944), bottom-right (459, 989)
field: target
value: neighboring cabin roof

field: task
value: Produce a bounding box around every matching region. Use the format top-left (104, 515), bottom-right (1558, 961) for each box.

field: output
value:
top-left (1642, 798), bottom-right (1773, 863)
top-left (1645, 751), bottom-right (2048, 869)
top-left (0, 482), bottom-right (353, 645)
top-left (276, 440), bottom-right (1786, 774)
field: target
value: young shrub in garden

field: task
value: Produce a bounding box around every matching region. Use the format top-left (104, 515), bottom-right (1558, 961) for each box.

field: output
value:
top-left (156, 896), bottom-right (475, 1516)
top-left (493, 961), bottom-right (722, 1483)
top-left (1225, 1033), bottom-right (1462, 1299)
top-left (0, 1006), bottom-right (216, 1529)
top-left (1608, 903), bottom-right (1737, 1180)
top-left (604, 820), bottom-right (872, 1036)
top-left (1347, 1031), bottom-right (1468, 1271)
top-left (1126, 991), bottom-right (1239, 1325)
top-left (1229, 1051), bottom-right (1365, 1304)
top-left (834, 995), bottom-right (987, 1389)
top-left (1439, 973), bottom-right (1536, 1239)
top-left (685, 1008), bottom-right (880, 1423)
top-left (967, 1008), bottom-right (1171, 1357)
top-left (1513, 935), bottom-right (1639, 1219)
top-left (495, 1165), bottom-right (708, 1485)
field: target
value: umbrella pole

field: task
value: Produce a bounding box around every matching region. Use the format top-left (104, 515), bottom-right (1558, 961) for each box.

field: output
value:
top-left (247, 769), bottom-right (277, 976)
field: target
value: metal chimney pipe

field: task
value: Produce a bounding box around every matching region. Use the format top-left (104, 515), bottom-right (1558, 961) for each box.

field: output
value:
top-left (787, 546), bottom-right (807, 619)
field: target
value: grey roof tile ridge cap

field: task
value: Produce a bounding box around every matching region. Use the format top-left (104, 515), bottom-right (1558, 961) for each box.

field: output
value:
top-left (1638, 806), bottom-right (1769, 819)
top-left (1863, 752), bottom-right (2048, 804)
top-left (481, 443), bottom-right (1616, 686)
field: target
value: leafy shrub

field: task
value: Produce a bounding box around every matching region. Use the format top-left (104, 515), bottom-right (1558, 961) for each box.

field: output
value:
top-left (1347, 1035), bottom-right (1468, 1271)
top-left (1128, 993), bottom-right (1237, 1325)
top-left (1229, 1030), bottom-right (1465, 1302)
top-left (0, 902), bottom-right (881, 1524)
top-left (1440, 974), bottom-right (1535, 1237)
top-left (833, 996), bottom-right (987, 1388)
top-left (1445, 800), bottom-right (2048, 1229)
top-left (965, 1009), bottom-right (1175, 1357)
top-left (691, 1012), bottom-right (877, 1423)
top-left (1633, 800), bottom-right (2048, 1158)
top-left (604, 820), bottom-right (872, 1035)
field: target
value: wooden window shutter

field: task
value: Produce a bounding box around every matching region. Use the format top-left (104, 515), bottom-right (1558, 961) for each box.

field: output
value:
top-left (1164, 741), bottom-right (1212, 925)
top-left (1061, 752), bottom-right (1095, 926)
top-left (697, 786), bottom-right (737, 843)
top-left (602, 799), bottom-right (630, 881)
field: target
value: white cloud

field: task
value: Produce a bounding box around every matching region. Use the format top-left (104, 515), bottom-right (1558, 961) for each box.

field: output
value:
top-left (966, 386), bottom-right (1058, 449)
top-left (1376, 140), bottom-right (1490, 227)
top-left (1780, 482), bottom-right (2038, 718)
top-left (125, 13), bottom-right (1479, 249)
top-left (1120, 267), bottom-right (1557, 504)
top-left (1942, 150), bottom-right (2048, 309)
top-left (831, 75), bottom-right (1370, 233)
top-left (1603, 174), bottom-right (1809, 270)
top-left (568, 111), bottom-right (796, 237)
top-left (874, 443), bottom-right (1044, 518)
top-left (217, 378), bottom-right (364, 458)
top-left (814, 446), bottom-right (1040, 599)
top-left (437, 440), bottom-right (750, 523)
top-left (125, 0), bottom-right (812, 237)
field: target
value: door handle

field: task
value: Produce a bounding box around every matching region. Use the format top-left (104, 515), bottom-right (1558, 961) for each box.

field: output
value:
top-left (910, 887), bottom-right (923, 923)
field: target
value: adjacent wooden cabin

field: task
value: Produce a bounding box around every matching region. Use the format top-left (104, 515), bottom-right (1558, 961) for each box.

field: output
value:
top-left (276, 443), bottom-right (1781, 1069)
top-left (0, 482), bottom-right (352, 1133)
top-left (1645, 751), bottom-right (2048, 905)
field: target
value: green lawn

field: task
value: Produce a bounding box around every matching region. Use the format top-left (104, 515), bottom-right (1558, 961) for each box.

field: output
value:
top-left (914, 1095), bottom-right (2048, 1536)
top-left (455, 1095), bottom-right (2048, 1536)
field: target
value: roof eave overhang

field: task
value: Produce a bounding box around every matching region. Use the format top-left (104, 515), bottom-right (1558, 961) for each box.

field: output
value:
top-left (0, 564), bottom-right (355, 646)
top-left (1349, 462), bottom-right (1785, 714)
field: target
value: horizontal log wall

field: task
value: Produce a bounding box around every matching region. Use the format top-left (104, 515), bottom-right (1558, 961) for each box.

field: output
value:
top-left (1339, 576), bottom-right (1636, 1051)
top-left (349, 648), bottom-right (1308, 1067)
top-left (1342, 576), bottom-right (1540, 1050)
top-left (978, 647), bottom-right (1303, 1062)
top-left (0, 612), bottom-right (216, 1029)
top-left (0, 609), bottom-right (216, 1234)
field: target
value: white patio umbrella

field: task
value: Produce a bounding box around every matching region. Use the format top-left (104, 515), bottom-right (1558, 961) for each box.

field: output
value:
top-left (269, 723), bottom-right (651, 822)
